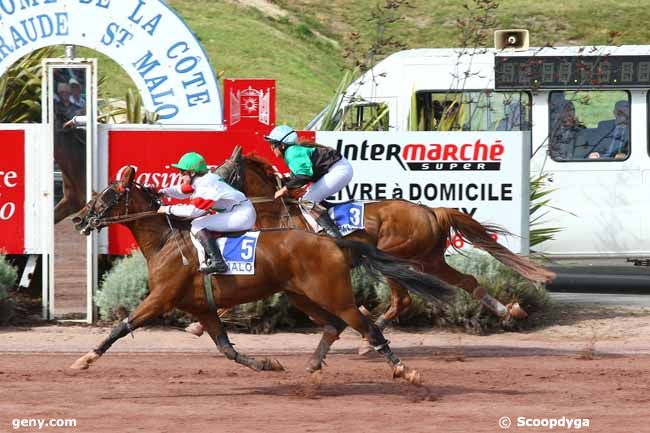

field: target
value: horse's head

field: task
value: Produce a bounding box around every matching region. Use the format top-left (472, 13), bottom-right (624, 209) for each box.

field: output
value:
top-left (72, 166), bottom-right (160, 235)
top-left (214, 145), bottom-right (244, 190)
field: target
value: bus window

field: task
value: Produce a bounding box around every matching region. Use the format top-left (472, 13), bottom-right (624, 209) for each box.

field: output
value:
top-left (341, 103), bottom-right (389, 131)
top-left (549, 90), bottom-right (630, 162)
top-left (412, 91), bottom-right (530, 131)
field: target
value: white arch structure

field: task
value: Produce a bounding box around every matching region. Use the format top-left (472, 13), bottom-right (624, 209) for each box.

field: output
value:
top-left (0, 0), bottom-right (222, 124)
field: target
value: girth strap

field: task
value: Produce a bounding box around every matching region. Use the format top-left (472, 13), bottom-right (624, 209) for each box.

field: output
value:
top-left (203, 274), bottom-right (218, 315)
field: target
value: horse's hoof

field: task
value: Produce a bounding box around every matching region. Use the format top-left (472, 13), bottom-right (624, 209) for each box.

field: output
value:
top-left (310, 369), bottom-right (322, 387)
top-left (393, 363), bottom-right (423, 386)
top-left (507, 302), bottom-right (528, 320)
top-left (265, 358), bottom-right (285, 372)
top-left (357, 339), bottom-right (374, 356)
top-left (185, 322), bottom-right (204, 337)
top-left (69, 351), bottom-right (99, 370)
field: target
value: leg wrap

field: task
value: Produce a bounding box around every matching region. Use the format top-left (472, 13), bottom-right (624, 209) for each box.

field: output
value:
top-left (480, 294), bottom-right (508, 317)
top-left (366, 323), bottom-right (388, 348)
top-left (374, 315), bottom-right (388, 330)
top-left (214, 334), bottom-right (270, 371)
top-left (215, 334), bottom-right (238, 361)
top-left (94, 319), bottom-right (133, 355)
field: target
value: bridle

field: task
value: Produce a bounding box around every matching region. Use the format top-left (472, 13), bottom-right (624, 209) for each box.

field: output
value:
top-left (81, 181), bottom-right (159, 232)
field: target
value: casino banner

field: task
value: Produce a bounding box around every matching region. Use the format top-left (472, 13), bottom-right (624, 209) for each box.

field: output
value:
top-left (105, 128), bottom-right (315, 254)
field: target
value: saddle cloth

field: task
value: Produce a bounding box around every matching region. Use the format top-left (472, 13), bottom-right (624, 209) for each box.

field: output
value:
top-left (191, 231), bottom-right (261, 275)
top-left (328, 202), bottom-right (365, 236)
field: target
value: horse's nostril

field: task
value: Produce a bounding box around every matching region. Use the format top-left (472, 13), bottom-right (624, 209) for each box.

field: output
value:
top-left (72, 216), bottom-right (82, 225)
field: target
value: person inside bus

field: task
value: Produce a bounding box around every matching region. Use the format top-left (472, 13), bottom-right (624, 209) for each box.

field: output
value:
top-left (586, 100), bottom-right (630, 160)
top-left (496, 100), bottom-right (530, 131)
top-left (549, 100), bottom-right (585, 160)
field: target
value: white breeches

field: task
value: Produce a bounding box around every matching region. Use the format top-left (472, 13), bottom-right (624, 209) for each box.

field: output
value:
top-left (190, 200), bottom-right (256, 234)
top-left (303, 158), bottom-right (354, 204)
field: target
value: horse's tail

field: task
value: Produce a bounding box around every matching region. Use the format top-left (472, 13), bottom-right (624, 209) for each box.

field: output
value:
top-left (335, 239), bottom-right (453, 303)
top-left (428, 207), bottom-right (555, 283)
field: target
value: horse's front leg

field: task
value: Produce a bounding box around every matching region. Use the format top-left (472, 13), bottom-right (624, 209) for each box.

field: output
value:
top-left (195, 312), bottom-right (284, 372)
top-left (69, 293), bottom-right (172, 370)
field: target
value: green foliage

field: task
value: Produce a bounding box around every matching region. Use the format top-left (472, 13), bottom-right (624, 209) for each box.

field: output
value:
top-left (443, 250), bottom-right (551, 332)
top-left (0, 255), bottom-right (18, 299)
top-left (222, 293), bottom-right (300, 334)
top-left (317, 68), bottom-right (359, 131)
top-left (0, 255), bottom-right (18, 325)
top-left (350, 252), bottom-right (550, 333)
top-left (96, 251), bottom-right (149, 321)
top-left (0, 48), bottom-right (55, 123)
top-left (529, 174), bottom-right (564, 249)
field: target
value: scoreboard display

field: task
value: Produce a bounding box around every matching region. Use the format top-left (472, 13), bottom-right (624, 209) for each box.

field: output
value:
top-left (495, 55), bottom-right (650, 89)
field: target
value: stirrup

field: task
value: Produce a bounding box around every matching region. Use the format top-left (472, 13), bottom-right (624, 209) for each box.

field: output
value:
top-left (316, 214), bottom-right (342, 238)
top-left (200, 258), bottom-right (228, 274)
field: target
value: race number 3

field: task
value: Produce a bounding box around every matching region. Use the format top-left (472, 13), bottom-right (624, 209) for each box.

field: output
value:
top-left (349, 206), bottom-right (361, 226)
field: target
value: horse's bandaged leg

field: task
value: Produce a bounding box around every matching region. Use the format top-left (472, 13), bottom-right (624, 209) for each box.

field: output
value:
top-left (480, 294), bottom-right (508, 317)
top-left (95, 318), bottom-right (133, 355)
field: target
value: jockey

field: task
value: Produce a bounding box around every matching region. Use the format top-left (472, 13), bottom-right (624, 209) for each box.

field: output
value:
top-left (265, 125), bottom-right (353, 237)
top-left (157, 152), bottom-right (256, 274)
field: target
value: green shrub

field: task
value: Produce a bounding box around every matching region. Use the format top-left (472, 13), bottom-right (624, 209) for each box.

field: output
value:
top-left (442, 250), bottom-right (551, 332)
top-left (0, 255), bottom-right (18, 325)
top-left (348, 250), bottom-right (550, 333)
top-left (0, 255), bottom-right (18, 295)
top-left (222, 293), bottom-right (301, 334)
top-left (96, 251), bottom-right (148, 321)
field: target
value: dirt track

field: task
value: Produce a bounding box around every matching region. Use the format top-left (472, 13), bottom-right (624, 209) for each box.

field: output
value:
top-left (1, 311), bottom-right (650, 433)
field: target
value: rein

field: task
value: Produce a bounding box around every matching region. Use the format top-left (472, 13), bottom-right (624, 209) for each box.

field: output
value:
top-left (92, 210), bottom-right (159, 226)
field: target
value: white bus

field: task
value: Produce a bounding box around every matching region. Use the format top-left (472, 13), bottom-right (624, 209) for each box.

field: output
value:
top-left (310, 43), bottom-right (650, 280)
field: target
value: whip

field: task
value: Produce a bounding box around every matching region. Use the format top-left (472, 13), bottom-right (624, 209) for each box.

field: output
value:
top-left (165, 214), bottom-right (190, 266)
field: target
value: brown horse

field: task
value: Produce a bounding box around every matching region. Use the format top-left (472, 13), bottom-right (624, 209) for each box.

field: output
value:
top-left (54, 127), bottom-right (86, 224)
top-left (233, 153), bottom-right (555, 335)
top-left (69, 166), bottom-right (452, 385)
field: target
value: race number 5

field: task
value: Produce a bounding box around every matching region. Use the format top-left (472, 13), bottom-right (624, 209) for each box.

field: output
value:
top-left (241, 238), bottom-right (254, 260)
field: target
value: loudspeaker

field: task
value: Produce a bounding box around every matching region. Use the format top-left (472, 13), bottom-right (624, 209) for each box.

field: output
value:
top-left (494, 29), bottom-right (529, 50)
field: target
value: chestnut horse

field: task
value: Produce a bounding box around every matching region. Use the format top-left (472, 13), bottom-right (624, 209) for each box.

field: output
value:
top-left (69, 166), bottom-right (452, 385)
top-left (232, 153), bottom-right (554, 334)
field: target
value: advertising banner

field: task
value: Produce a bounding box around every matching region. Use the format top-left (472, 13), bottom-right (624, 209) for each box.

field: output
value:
top-left (0, 130), bottom-right (25, 254)
top-left (314, 131), bottom-right (530, 254)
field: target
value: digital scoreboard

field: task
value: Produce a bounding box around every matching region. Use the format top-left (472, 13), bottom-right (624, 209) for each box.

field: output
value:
top-left (495, 55), bottom-right (650, 89)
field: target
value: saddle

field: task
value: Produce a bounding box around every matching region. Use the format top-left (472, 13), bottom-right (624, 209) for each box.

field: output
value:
top-left (206, 230), bottom-right (249, 239)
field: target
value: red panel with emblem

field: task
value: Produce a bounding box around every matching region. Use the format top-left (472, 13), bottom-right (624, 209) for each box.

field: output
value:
top-left (0, 130), bottom-right (25, 254)
top-left (224, 79), bottom-right (276, 131)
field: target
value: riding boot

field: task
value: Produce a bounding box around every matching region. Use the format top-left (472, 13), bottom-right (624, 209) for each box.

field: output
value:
top-left (194, 229), bottom-right (228, 274)
top-left (313, 209), bottom-right (342, 238)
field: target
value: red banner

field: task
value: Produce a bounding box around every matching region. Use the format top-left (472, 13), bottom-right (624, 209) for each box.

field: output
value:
top-left (108, 130), bottom-right (275, 253)
top-left (0, 130), bottom-right (25, 254)
top-left (107, 129), bottom-right (315, 254)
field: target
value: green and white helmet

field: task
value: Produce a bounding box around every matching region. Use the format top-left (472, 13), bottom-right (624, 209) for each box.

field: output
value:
top-left (171, 152), bottom-right (208, 174)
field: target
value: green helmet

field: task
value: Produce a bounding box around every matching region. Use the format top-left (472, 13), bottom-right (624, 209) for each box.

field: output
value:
top-left (171, 152), bottom-right (208, 174)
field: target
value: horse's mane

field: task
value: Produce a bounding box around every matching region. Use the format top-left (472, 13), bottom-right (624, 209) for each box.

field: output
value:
top-left (244, 153), bottom-right (279, 182)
